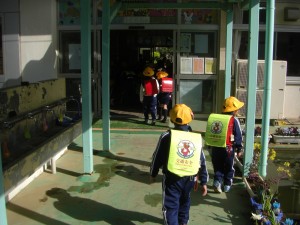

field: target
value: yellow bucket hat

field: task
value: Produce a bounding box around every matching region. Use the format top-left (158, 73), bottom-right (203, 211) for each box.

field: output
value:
top-left (222, 96), bottom-right (244, 113)
top-left (143, 67), bottom-right (155, 77)
top-left (156, 71), bottom-right (168, 79)
top-left (169, 104), bottom-right (194, 125)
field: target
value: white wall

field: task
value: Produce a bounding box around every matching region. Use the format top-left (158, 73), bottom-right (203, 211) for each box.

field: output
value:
top-left (20, 0), bottom-right (57, 83)
top-left (0, 0), bottom-right (21, 88)
top-left (284, 84), bottom-right (300, 119)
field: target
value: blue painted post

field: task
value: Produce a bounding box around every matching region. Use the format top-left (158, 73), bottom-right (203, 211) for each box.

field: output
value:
top-left (225, 8), bottom-right (233, 98)
top-left (0, 146), bottom-right (8, 225)
top-left (243, 0), bottom-right (260, 176)
top-left (102, 0), bottom-right (111, 150)
top-left (80, 0), bottom-right (94, 173)
top-left (259, 0), bottom-right (275, 177)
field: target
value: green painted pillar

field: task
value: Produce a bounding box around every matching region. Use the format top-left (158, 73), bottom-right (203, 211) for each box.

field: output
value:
top-left (259, 0), bottom-right (275, 177)
top-left (0, 146), bottom-right (8, 225)
top-left (243, 0), bottom-right (260, 176)
top-left (80, 0), bottom-right (93, 173)
top-left (225, 8), bottom-right (233, 98)
top-left (102, 0), bottom-right (111, 150)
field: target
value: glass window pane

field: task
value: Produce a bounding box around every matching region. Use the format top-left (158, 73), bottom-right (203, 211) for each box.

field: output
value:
top-left (0, 16), bottom-right (3, 75)
top-left (276, 32), bottom-right (300, 77)
top-left (242, 2), bottom-right (266, 25)
top-left (238, 31), bottom-right (265, 60)
top-left (59, 31), bottom-right (94, 73)
top-left (179, 80), bottom-right (214, 113)
top-left (180, 32), bottom-right (216, 57)
top-left (180, 80), bottom-right (202, 112)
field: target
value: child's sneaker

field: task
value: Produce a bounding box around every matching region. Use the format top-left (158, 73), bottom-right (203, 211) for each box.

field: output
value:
top-left (213, 181), bottom-right (222, 193)
top-left (224, 185), bottom-right (231, 193)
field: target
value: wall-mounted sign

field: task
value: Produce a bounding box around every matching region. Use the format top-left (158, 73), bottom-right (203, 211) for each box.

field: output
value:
top-left (193, 58), bottom-right (204, 74)
top-left (195, 34), bottom-right (208, 54)
top-left (205, 58), bottom-right (216, 74)
top-left (180, 33), bottom-right (191, 53)
top-left (180, 57), bottom-right (193, 74)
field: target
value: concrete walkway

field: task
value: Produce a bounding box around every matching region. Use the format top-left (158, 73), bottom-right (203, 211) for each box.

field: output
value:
top-left (5, 120), bottom-right (253, 225)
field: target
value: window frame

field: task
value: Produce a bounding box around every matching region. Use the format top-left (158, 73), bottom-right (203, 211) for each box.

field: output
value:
top-left (0, 14), bottom-right (4, 76)
top-left (234, 24), bottom-right (300, 84)
top-left (58, 30), bottom-right (95, 75)
top-left (275, 31), bottom-right (300, 84)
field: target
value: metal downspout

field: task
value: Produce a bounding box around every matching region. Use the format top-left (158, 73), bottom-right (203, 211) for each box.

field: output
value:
top-left (80, 0), bottom-right (94, 173)
top-left (259, 0), bottom-right (275, 177)
top-left (243, 0), bottom-right (260, 176)
top-left (102, 0), bottom-right (111, 150)
top-left (0, 146), bottom-right (8, 225)
top-left (225, 7), bottom-right (233, 98)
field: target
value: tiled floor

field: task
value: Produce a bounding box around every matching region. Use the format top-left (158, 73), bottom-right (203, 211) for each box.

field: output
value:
top-left (5, 125), bottom-right (253, 225)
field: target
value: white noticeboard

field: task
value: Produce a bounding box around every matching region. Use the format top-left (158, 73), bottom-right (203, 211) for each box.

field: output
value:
top-left (180, 57), bottom-right (193, 74)
top-left (193, 58), bottom-right (204, 74)
top-left (205, 58), bottom-right (216, 74)
top-left (180, 33), bottom-right (191, 53)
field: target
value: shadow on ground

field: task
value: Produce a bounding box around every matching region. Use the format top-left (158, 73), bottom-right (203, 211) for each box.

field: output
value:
top-left (43, 188), bottom-right (163, 225)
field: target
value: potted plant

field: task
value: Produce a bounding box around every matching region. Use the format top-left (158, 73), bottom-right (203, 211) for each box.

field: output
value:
top-left (246, 143), bottom-right (295, 225)
top-left (254, 126), bottom-right (272, 143)
top-left (272, 127), bottom-right (300, 144)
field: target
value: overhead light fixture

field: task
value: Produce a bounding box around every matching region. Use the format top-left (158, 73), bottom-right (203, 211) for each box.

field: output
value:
top-left (284, 7), bottom-right (300, 21)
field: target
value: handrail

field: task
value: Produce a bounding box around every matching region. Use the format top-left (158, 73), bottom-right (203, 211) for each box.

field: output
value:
top-left (0, 97), bottom-right (80, 130)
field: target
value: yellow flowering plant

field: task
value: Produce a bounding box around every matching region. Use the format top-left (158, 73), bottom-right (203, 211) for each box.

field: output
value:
top-left (248, 143), bottom-right (294, 225)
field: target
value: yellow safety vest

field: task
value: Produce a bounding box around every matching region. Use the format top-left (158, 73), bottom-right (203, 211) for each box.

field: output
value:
top-left (205, 113), bottom-right (232, 147)
top-left (168, 130), bottom-right (202, 177)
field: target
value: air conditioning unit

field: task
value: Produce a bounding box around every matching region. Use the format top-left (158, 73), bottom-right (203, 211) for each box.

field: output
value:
top-left (235, 60), bottom-right (265, 89)
top-left (235, 60), bottom-right (287, 119)
top-left (236, 89), bottom-right (263, 118)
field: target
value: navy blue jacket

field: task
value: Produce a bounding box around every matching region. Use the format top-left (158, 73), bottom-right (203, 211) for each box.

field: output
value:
top-left (150, 124), bottom-right (209, 185)
top-left (210, 116), bottom-right (243, 154)
top-left (231, 117), bottom-right (243, 153)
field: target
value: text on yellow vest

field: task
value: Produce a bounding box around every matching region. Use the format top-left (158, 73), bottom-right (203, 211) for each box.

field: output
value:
top-left (168, 130), bottom-right (202, 177)
top-left (205, 113), bottom-right (232, 147)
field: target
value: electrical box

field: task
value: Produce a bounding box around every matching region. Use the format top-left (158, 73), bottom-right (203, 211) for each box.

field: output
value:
top-left (284, 7), bottom-right (300, 21)
top-left (235, 60), bottom-right (287, 119)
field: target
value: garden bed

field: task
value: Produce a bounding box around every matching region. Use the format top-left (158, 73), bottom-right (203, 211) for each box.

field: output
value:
top-left (271, 127), bottom-right (300, 144)
top-left (254, 135), bottom-right (272, 143)
top-left (236, 143), bottom-right (298, 225)
top-left (272, 134), bottom-right (300, 144)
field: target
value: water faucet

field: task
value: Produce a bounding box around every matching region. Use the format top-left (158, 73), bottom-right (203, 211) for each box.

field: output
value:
top-left (1, 121), bottom-right (13, 129)
top-left (43, 106), bottom-right (54, 114)
top-left (27, 113), bottom-right (37, 122)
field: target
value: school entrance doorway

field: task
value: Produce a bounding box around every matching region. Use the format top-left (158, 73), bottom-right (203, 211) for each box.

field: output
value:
top-left (109, 30), bottom-right (174, 116)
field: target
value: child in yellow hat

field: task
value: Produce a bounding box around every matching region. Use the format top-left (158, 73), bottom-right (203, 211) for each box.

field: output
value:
top-left (140, 67), bottom-right (159, 125)
top-left (206, 96), bottom-right (244, 193)
top-left (150, 104), bottom-right (208, 225)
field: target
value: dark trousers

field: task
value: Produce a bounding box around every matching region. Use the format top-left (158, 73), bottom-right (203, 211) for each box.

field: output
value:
top-left (211, 146), bottom-right (235, 186)
top-left (143, 95), bottom-right (157, 121)
top-left (162, 174), bottom-right (195, 225)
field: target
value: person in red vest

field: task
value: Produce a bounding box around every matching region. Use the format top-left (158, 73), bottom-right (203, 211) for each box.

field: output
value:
top-left (156, 71), bottom-right (173, 123)
top-left (140, 66), bottom-right (159, 125)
